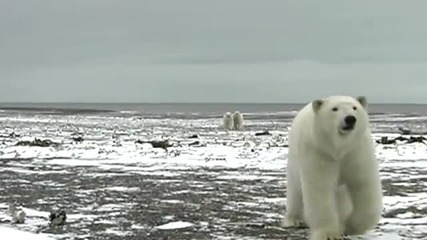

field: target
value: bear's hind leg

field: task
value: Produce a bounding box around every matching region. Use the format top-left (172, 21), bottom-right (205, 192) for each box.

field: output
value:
top-left (282, 161), bottom-right (305, 228)
top-left (282, 186), bottom-right (305, 228)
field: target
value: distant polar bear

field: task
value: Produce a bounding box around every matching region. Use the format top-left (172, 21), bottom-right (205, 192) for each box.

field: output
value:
top-left (232, 111), bottom-right (244, 130)
top-left (282, 95), bottom-right (383, 240)
top-left (223, 112), bottom-right (234, 131)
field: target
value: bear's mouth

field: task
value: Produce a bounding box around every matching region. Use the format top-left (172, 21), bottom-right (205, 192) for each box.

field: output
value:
top-left (339, 125), bottom-right (354, 135)
top-left (342, 125), bottom-right (354, 131)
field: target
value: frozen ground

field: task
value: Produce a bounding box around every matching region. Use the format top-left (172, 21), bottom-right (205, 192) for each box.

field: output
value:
top-left (0, 110), bottom-right (426, 240)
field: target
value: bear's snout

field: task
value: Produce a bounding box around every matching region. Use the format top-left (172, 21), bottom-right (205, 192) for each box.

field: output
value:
top-left (345, 115), bottom-right (356, 125)
top-left (343, 115), bottom-right (357, 130)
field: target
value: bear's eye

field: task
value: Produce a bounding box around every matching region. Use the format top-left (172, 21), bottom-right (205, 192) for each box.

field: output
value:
top-left (353, 106), bottom-right (357, 110)
top-left (332, 107), bottom-right (338, 112)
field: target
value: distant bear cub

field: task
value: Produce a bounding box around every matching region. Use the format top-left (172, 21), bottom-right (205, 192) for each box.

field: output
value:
top-left (283, 95), bottom-right (383, 240)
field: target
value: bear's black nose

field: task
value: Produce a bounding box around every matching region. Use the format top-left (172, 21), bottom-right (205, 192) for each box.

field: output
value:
top-left (344, 115), bottom-right (357, 126)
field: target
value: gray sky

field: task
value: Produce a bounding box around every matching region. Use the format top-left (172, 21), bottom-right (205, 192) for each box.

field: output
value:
top-left (1, 0), bottom-right (427, 103)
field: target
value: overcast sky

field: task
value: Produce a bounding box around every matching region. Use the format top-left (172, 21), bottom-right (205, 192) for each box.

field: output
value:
top-left (1, 0), bottom-right (427, 103)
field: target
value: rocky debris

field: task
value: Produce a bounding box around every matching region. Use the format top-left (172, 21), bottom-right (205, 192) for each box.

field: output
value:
top-left (49, 210), bottom-right (67, 226)
top-left (255, 131), bottom-right (271, 136)
top-left (168, 149), bottom-right (181, 157)
top-left (188, 141), bottom-right (200, 146)
top-left (135, 139), bottom-right (173, 150)
top-left (0, 132), bottom-right (21, 138)
top-left (15, 138), bottom-right (60, 147)
top-left (376, 135), bottom-right (427, 145)
top-left (406, 136), bottom-right (427, 143)
top-left (398, 126), bottom-right (411, 135)
top-left (396, 126), bottom-right (427, 135)
top-left (72, 136), bottom-right (84, 143)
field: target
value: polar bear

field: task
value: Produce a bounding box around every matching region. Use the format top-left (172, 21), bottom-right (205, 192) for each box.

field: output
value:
top-left (223, 112), bottom-right (234, 131)
top-left (232, 111), bottom-right (244, 130)
top-left (282, 95), bottom-right (383, 240)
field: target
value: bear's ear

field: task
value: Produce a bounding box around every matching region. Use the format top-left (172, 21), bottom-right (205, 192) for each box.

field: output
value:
top-left (356, 96), bottom-right (368, 108)
top-left (312, 99), bottom-right (323, 112)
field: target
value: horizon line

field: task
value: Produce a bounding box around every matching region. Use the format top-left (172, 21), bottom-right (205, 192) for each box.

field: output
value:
top-left (1, 101), bottom-right (427, 105)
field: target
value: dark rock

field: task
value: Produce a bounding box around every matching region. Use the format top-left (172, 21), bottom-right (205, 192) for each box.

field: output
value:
top-left (188, 134), bottom-right (199, 139)
top-left (49, 210), bottom-right (67, 225)
top-left (255, 131), bottom-right (271, 136)
top-left (189, 141), bottom-right (200, 146)
top-left (376, 136), bottom-right (395, 145)
top-left (72, 136), bottom-right (84, 143)
top-left (398, 126), bottom-right (411, 135)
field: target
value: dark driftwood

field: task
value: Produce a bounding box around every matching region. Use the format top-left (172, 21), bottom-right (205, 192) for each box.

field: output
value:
top-left (15, 138), bottom-right (60, 147)
top-left (376, 136), bottom-right (427, 145)
top-left (135, 139), bottom-right (173, 150)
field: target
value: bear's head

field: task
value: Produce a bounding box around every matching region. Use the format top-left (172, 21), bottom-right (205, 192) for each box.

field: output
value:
top-left (311, 95), bottom-right (369, 138)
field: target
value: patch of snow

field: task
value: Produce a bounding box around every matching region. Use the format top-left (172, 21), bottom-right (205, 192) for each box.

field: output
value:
top-left (0, 226), bottom-right (55, 240)
top-left (155, 221), bottom-right (194, 230)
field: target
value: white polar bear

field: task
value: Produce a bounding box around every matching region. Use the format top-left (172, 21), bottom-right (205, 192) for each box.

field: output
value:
top-left (223, 112), bottom-right (234, 131)
top-left (282, 95), bottom-right (383, 240)
top-left (232, 111), bottom-right (244, 130)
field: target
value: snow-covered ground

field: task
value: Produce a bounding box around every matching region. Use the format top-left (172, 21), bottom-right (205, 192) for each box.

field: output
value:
top-left (0, 111), bottom-right (425, 239)
top-left (0, 226), bottom-right (54, 240)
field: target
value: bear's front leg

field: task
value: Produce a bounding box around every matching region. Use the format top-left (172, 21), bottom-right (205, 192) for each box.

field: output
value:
top-left (344, 177), bottom-right (383, 235)
top-left (343, 150), bottom-right (383, 236)
top-left (300, 159), bottom-right (343, 240)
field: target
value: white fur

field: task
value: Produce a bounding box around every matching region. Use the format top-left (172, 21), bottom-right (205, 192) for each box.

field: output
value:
top-left (223, 112), bottom-right (234, 131)
top-left (9, 203), bottom-right (26, 224)
top-left (232, 111), bottom-right (244, 130)
top-left (282, 95), bottom-right (383, 240)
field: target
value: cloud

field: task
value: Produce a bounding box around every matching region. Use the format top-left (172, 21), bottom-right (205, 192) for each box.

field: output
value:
top-left (1, 0), bottom-right (427, 102)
